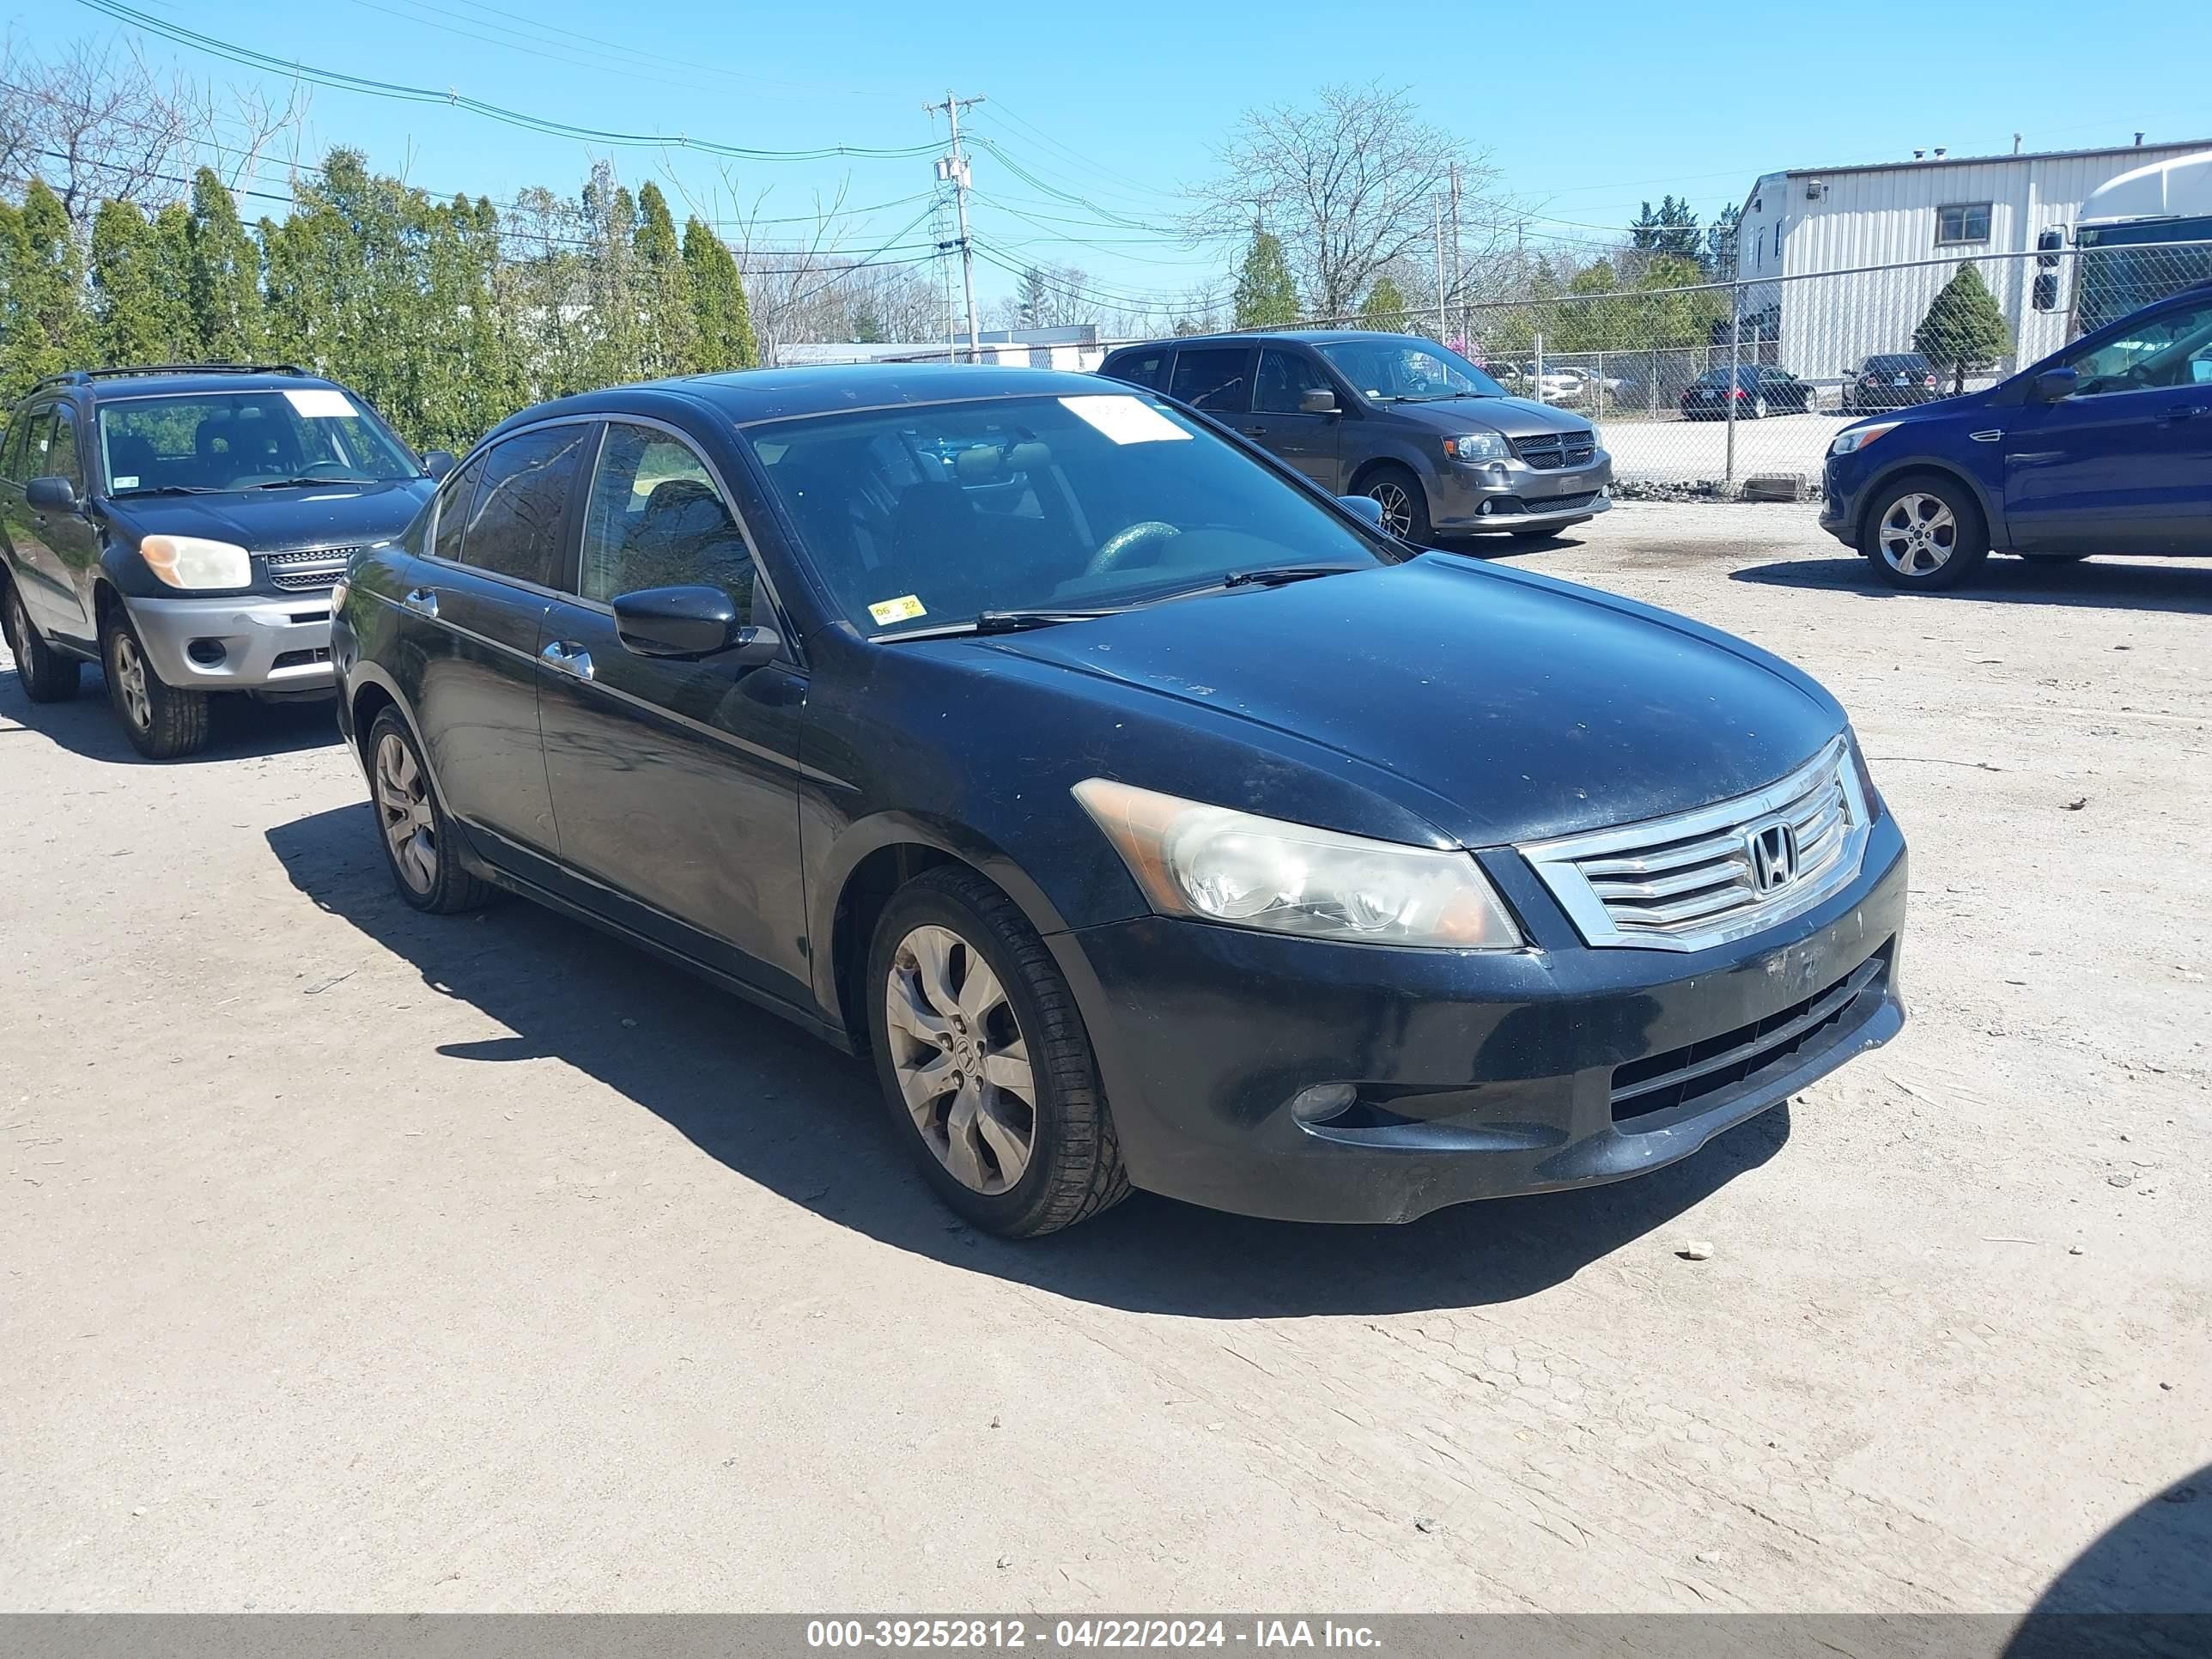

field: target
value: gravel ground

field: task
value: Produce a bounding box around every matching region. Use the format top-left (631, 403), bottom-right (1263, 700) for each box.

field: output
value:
top-left (3, 503), bottom-right (2208, 1615)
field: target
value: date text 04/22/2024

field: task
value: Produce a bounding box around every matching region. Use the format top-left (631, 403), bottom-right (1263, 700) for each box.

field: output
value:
top-left (804, 1620), bottom-right (1383, 1650)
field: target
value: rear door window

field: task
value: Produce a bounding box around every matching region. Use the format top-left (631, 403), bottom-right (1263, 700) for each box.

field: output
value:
top-left (1168, 347), bottom-right (1255, 414)
top-left (451, 424), bottom-right (593, 588)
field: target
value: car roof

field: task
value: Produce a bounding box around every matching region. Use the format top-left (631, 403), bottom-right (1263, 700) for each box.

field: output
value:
top-left (1108, 330), bottom-right (1439, 354)
top-left (492, 363), bottom-right (1127, 434)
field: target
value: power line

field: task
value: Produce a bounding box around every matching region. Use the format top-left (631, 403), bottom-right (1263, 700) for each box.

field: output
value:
top-left (68, 0), bottom-right (945, 163)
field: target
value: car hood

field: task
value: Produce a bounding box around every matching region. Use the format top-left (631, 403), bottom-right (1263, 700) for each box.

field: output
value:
top-left (975, 556), bottom-right (1842, 847)
top-left (101, 480), bottom-right (432, 552)
top-left (1384, 395), bottom-right (1592, 439)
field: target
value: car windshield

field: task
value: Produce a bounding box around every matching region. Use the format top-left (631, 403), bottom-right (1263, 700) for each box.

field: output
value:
top-left (96, 390), bottom-right (421, 495)
top-left (1315, 337), bottom-right (1505, 402)
top-left (745, 392), bottom-right (1390, 635)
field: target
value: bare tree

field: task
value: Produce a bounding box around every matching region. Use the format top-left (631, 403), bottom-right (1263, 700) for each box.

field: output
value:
top-left (1188, 81), bottom-right (1504, 319)
top-left (0, 34), bottom-right (307, 227)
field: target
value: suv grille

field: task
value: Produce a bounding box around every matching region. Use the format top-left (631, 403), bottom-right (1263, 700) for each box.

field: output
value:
top-left (1511, 431), bottom-right (1597, 470)
top-left (262, 545), bottom-right (362, 592)
top-left (1518, 738), bottom-right (1870, 951)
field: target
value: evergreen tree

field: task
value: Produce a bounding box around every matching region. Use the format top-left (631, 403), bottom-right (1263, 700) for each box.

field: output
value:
top-left (1629, 195), bottom-right (1700, 258)
top-left (632, 182), bottom-right (698, 378)
top-left (682, 217), bottom-right (757, 371)
top-left (580, 167), bottom-right (642, 387)
top-left (1358, 276), bottom-right (1409, 329)
top-left (89, 199), bottom-right (178, 367)
top-left (1017, 265), bottom-right (1051, 329)
top-left (150, 204), bottom-right (196, 354)
top-left (1231, 228), bottom-right (1299, 328)
top-left (1704, 204), bottom-right (1741, 281)
top-left (185, 167), bottom-right (266, 362)
top-left (0, 181), bottom-right (90, 398)
top-left (1915, 263), bottom-right (2012, 392)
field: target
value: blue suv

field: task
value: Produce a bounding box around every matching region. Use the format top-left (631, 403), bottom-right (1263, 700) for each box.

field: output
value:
top-left (1822, 283), bottom-right (2212, 589)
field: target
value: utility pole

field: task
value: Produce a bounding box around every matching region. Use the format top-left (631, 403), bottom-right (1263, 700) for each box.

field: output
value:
top-left (1448, 161), bottom-right (1463, 349)
top-left (926, 90), bottom-right (984, 362)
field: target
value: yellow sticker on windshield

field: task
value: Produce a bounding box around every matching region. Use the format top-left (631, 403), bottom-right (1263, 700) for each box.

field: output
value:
top-left (868, 594), bottom-right (927, 626)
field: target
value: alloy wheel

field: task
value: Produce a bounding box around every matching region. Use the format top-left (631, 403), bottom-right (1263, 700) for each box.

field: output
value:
top-left (1367, 480), bottom-right (1415, 539)
top-left (1877, 492), bottom-right (1957, 578)
top-left (374, 732), bottom-right (438, 895)
top-left (111, 633), bottom-right (152, 730)
top-left (884, 922), bottom-right (1036, 1194)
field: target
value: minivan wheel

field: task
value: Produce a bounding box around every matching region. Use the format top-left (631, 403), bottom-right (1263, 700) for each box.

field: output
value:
top-left (101, 608), bottom-right (208, 758)
top-left (1862, 474), bottom-right (1990, 591)
top-left (1360, 464), bottom-right (1432, 545)
top-left (865, 865), bottom-right (1128, 1237)
top-left (367, 707), bottom-right (491, 915)
top-left (3, 582), bottom-right (82, 703)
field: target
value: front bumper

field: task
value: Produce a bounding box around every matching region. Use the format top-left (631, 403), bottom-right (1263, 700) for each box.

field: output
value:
top-left (1428, 452), bottom-right (1614, 533)
top-left (1051, 818), bottom-right (1905, 1224)
top-left (125, 591), bottom-right (336, 692)
top-left (1818, 459), bottom-right (1861, 544)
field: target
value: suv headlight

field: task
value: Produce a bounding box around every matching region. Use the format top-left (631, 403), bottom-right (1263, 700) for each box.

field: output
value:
top-left (1073, 779), bottom-right (1523, 950)
top-left (1829, 422), bottom-right (1898, 458)
top-left (139, 535), bottom-right (251, 590)
top-left (1443, 432), bottom-right (1510, 462)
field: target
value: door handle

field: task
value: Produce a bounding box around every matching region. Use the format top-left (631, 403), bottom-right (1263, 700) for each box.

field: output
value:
top-left (1241, 425), bottom-right (1267, 436)
top-left (403, 586), bottom-right (439, 619)
top-left (2160, 404), bottom-right (2209, 422)
top-left (541, 640), bottom-right (594, 682)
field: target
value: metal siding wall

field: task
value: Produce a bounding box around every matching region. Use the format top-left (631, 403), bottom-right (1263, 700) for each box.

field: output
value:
top-left (1772, 145), bottom-right (2207, 377)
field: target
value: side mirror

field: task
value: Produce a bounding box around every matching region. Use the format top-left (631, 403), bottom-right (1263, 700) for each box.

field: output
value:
top-left (1299, 386), bottom-right (1339, 415)
top-left (2033, 367), bottom-right (2078, 404)
top-left (613, 584), bottom-right (779, 665)
top-left (2035, 228), bottom-right (2064, 268)
top-left (26, 476), bottom-right (76, 512)
top-left (422, 449), bottom-right (457, 480)
top-left (1339, 494), bottom-right (1387, 530)
top-left (2031, 272), bottom-right (2060, 313)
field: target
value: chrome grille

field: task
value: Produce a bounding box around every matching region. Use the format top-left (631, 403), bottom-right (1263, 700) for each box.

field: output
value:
top-left (1510, 431), bottom-right (1598, 470)
top-left (262, 545), bottom-right (362, 592)
top-left (1519, 738), bottom-right (1870, 951)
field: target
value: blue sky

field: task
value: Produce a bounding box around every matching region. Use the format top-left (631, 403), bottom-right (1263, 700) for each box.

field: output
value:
top-left (40, 0), bottom-right (2212, 318)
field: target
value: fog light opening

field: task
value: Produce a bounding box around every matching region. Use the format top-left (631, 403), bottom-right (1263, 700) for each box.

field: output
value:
top-left (186, 638), bottom-right (227, 666)
top-left (1291, 1083), bottom-right (1358, 1125)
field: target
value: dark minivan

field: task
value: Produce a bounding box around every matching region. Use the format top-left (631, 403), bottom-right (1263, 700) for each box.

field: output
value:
top-left (1823, 282), bottom-right (2212, 588)
top-left (336, 364), bottom-right (1904, 1237)
top-left (0, 364), bottom-right (447, 757)
top-left (1098, 331), bottom-right (1611, 544)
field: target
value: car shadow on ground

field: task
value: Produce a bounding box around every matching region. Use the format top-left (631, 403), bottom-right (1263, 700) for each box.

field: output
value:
top-left (1732, 555), bottom-right (2212, 615)
top-left (0, 664), bottom-right (340, 763)
top-left (266, 800), bottom-right (1788, 1319)
top-left (2007, 1462), bottom-right (2212, 1652)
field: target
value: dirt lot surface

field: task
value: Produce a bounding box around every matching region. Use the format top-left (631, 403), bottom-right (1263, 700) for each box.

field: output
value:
top-left (4, 505), bottom-right (2209, 1615)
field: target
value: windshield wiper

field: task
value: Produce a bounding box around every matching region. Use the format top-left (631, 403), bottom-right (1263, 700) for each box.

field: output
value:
top-left (1220, 564), bottom-right (1366, 588)
top-left (246, 476), bottom-right (375, 489)
top-left (881, 607), bottom-right (1126, 641)
top-left (108, 483), bottom-right (219, 496)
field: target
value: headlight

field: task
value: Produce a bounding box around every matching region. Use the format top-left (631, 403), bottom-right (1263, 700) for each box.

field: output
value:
top-left (1443, 432), bottom-right (1510, 462)
top-left (138, 535), bottom-right (251, 591)
top-left (1072, 779), bottom-right (1523, 950)
top-left (1829, 422), bottom-right (1898, 458)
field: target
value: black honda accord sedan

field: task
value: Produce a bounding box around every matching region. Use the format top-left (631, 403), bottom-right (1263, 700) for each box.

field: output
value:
top-left (332, 365), bottom-right (1905, 1236)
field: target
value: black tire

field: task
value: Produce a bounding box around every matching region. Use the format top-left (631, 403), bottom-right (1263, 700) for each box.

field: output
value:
top-left (2, 578), bottom-right (82, 703)
top-left (366, 707), bottom-right (493, 915)
top-left (101, 606), bottom-right (208, 758)
top-left (1859, 471), bottom-right (1991, 592)
top-left (865, 864), bottom-right (1129, 1237)
top-left (1358, 463), bottom-right (1432, 546)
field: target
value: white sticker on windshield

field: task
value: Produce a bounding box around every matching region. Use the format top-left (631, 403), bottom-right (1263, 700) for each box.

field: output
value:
top-left (868, 594), bottom-right (927, 626)
top-left (114, 474), bottom-right (139, 489)
top-left (283, 388), bottom-right (358, 418)
top-left (1059, 394), bottom-right (1190, 445)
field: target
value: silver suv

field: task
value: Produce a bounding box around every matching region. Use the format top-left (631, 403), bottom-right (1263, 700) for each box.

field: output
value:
top-left (1099, 331), bottom-right (1612, 543)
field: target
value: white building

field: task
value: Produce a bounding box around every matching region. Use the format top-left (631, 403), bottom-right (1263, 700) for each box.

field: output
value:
top-left (1735, 138), bottom-right (2211, 381)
